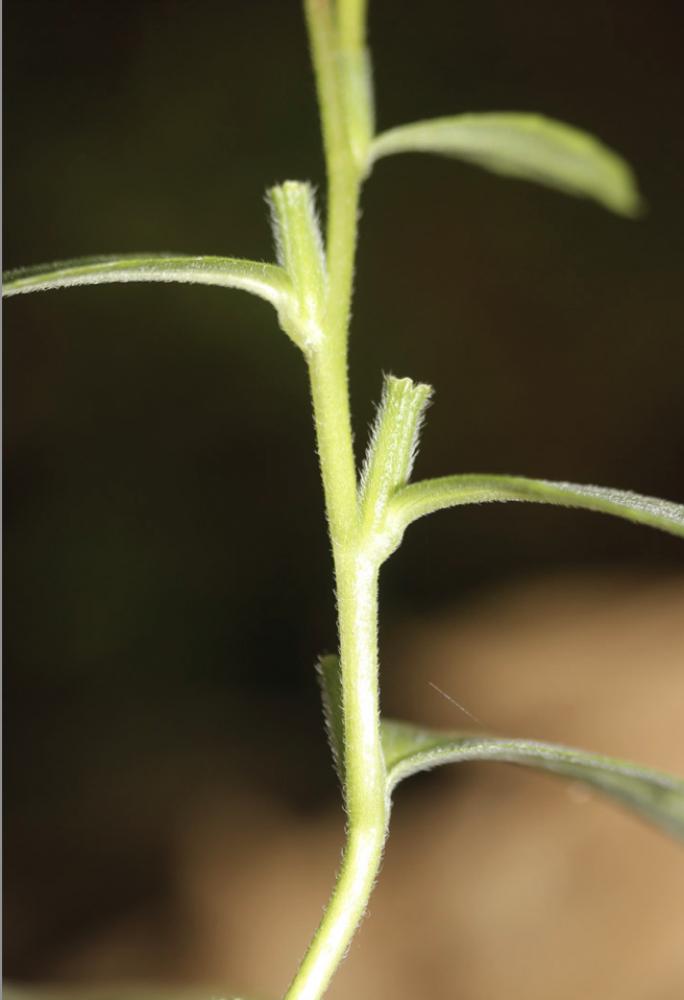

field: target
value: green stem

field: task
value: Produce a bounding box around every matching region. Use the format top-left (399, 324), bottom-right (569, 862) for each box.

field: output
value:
top-left (303, 0), bottom-right (359, 534)
top-left (307, 350), bottom-right (358, 547)
top-left (336, 0), bottom-right (368, 52)
top-left (283, 3), bottom-right (387, 999)
top-left (284, 551), bottom-right (387, 1000)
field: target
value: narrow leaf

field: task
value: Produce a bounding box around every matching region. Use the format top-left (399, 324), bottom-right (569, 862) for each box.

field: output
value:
top-left (382, 719), bottom-right (684, 840)
top-left (317, 654), bottom-right (345, 782)
top-left (3, 254), bottom-right (292, 312)
top-left (370, 113), bottom-right (641, 216)
top-left (359, 375), bottom-right (432, 550)
top-left (267, 182), bottom-right (327, 350)
top-left (389, 474), bottom-right (684, 540)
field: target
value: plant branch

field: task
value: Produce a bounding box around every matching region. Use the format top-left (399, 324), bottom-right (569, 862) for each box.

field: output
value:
top-left (302, 0), bottom-right (360, 542)
top-left (282, 3), bottom-right (387, 999)
top-left (283, 552), bottom-right (387, 1000)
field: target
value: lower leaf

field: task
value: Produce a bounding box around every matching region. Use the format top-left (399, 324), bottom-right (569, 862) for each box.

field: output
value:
top-left (317, 653), bottom-right (345, 783)
top-left (382, 719), bottom-right (684, 841)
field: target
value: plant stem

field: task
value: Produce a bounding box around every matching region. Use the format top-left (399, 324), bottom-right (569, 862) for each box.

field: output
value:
top-left (337, 0), bottom-right (368, 53)
top-left (282, 2), bottom-right (388, 999)
top-left (283, 551), bottom-right (386, 1000)
top-left (303, 0), bottom-right (358, 539)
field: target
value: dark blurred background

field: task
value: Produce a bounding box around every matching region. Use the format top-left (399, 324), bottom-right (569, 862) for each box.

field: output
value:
top-left (4, 0), bottom-right (684, 994)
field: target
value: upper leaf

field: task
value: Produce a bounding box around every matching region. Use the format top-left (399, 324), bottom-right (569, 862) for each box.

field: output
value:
top-left (389, 474), bottom-right (684, 540)
top-left (370, 113), bottom-right (641, 216)
top-left (382, 719), bottom-right (684, 841)
top-left (3, 253), bottom-right (292, 311)
top-left (1, 252), bottom-right (320, 350)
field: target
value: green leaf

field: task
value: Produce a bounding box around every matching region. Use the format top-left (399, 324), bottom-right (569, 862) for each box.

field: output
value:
top-left (389, 474), bottom-right (684, 540)
top-left (267, 182), bottom-right (327, 351)
top-left (317, 654), bottom-right (345, 782)
top-left (1, 252), bottom-right (319, 350)
top-left (370, 113), bottom-right (641, 216)
top-left (3, 253), bottom-right (292, 311)
top-left (382, 719), bottom-right (684, 840)
top-left (359, 375), bottom-right (432, 553)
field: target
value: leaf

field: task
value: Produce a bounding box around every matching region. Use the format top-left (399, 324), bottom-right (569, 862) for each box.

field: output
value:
top-left (3, 254), bottom-right (292, 312)
top-left (358, 375), bottom-right (432, 549)
top-left (267, 182), bottom-right (327, 351)
top-left (370, 113), bottom-right (641, 216)
top-left (382, 719), bottom-right (684, 840)
top-left (389, 474), bottom-right (684, 540)
top-left (317, 654), bottom-right (345, 782)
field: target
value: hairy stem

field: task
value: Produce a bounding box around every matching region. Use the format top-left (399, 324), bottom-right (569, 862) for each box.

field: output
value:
top-left (303, 0), bottom-right (359, 536)
top-left (283, 2), bottom-right (387, 999)
top-left (284, 551), bottom-right (386, 1000)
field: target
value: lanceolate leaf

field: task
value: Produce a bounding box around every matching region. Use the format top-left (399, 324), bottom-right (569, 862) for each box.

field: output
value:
top-left (359, 375), bottom-right (432, 543)
top-left (382, 719), bottom-right (684, 840)
top-left (389, 474), bottom-right (684, 540)
top-left (3, 254), bottom-right (292, 312)
top-left (317, 654), bottom-right (345, 782)
top-left (370, 113), bottom-right (641, 216)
